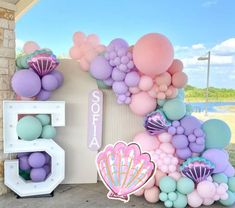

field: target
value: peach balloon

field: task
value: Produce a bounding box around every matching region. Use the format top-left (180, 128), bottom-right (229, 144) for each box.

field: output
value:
top-left (172, 72), bottom-right (188, 88)
top-left (167, 85), bottom-right (178, 98)
top-left (134, 188), bottom-right (145, 196)
top-left (133, 33), bottom-right (174, 77)
top-left (87, 34), bottom-right (99, 46)
top-left (159, 84), bottom-right (168, 92)
top-left (168, 172), bottom-right (182, 180)
top-left (23, 41), bottom-right (40, 54)
top-left (148, 85), bottom-right (158, 98)
top-left (95, 45), bottom-right (106, 53)
top-left (155, 72), bottom-right (172, 86)
top-left (187, 190), bottom-right (203, 208)
top-left (158, 132), bottom-right (172, 143)
top-left (138, 75), bottom-right (153, 91)
top-left (144, 177), bottom-right (156, 189)
top-left (129, 92), bottom-right (156, 116)
top-left (133, 131), bottom-right (159, 151)
top-left (69, 46), bottom-right (82, 60)
top-left (79, 58), bottom-right (90, 71)
top-left (129, 87), bottom-right (140, 94)
top-left (144, 186), bottom-right (160, 203)
top-left (168, 59), bottom-right (183, 75)
top-left (155, 170), bottom-right (166, 186)
top-left (157, 92), bottom-right (166, 100)
top-left (159, 143), bottom-right (175, 155)
top-left (73, 32), bottom-right (86, 45)
top-left (85, 50), bottom-right (97, 62)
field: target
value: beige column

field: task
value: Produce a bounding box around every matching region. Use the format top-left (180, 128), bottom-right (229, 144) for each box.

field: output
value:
top-left (0, 2), bottom-right (16, 195)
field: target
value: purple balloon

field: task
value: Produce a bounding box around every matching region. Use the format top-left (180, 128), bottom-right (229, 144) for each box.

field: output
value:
top-left (172, 135), bottom-right (189, 149)
top-left (189, 143), bottom-right (205, 153)
top-left (30, 168), bottom-right (47, 182)
top-left (125, 71), bottom-right (140, 87)
top-left (90, 56), bottom-right (112, 80)
top-left (49, 70), bottom-right (64, 87)
top-left (224, 164), bottom-right (235, 177)
top-left (19, 156), bottom-right (31, 171)
top-left (180, 115), bottom-right (201, 135)
top-left (202, 149), bottom-right (230, 173)
top-left (43, 153), bottom-right (51, 164)
top-left (36, 89), bottom-right (52, 101)
top-left (11, 70), bottom-right (41, 97)
top-left (176, 148), bottom-right (192, 160)
top-left (42, 74), bottom-right (59, 91)
top-left (108, 38), bottom-right (129, 50)
top-left (111, 68), bottom-right (126, 81)
top-left (43, 165), bottom-right (51, 176)
top-left (112, 81), bottom-right (128, 94)
top-left (17, 152), bottom-right (30, 158)
top-left (28, 152), bottom-right (46, 168)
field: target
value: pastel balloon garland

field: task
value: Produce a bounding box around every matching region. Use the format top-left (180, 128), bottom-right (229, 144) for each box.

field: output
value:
top-left (70, 32), bottom-right (235, 207)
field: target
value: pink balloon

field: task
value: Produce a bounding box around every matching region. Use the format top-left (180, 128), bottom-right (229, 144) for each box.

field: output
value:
top-left (23, 41), bottom-right (40, 54)
top-left (159, 143), bottom-right (175, 155)
top-left (168, 59), bottom-right (183, 75)
top-left (144, 177), bottom-right (155, 189)
top-left (168, 172), bottom-right (182, 180)
top-left (155, 170), bottom-right (166, 186)
top-left (172, 72), bottom-right (188, 88)
top-left (203, 198), bottom-right (214, 206)
top-left (157, 92), bottom-right (166, 100)
top-left (197, 181), bottom-right (216, 199)
top-left (144, 186), bottom-right (160, 203)
top-left (69, 46), bottom-right (82, 60)
top-left (138, 75), bottom-right (153, 91)
top-left (155, 72), bottom-right (172, 86)
top-left (129, 86), bottom-right (140, 94)
top-left (84, 50), bottom-right (97, 62)
top-left (129, 92), bottom-right (156, 116)
top-left (95, 45), bottom-right (106, 53)
top-left (134, 188), bottom-right (144, 196)
top-left (133, 131), bottom-right (159, 151)
top-left (133, 33), bottom-right (174, 77)
top-left (158, 132), bottom-right (172, 143)
top-left (167, 85), bottom-right (178, 98)
top-left (148, 85), bottom-right (158, 98)
top-left (87, 34), bottom-right (100, 46)
top-left (187, 190), bottom-right (203, 208)
top-left (79, 58), bottom-right (90, 71)
top-left (73, 32), bottom-right (86, 45)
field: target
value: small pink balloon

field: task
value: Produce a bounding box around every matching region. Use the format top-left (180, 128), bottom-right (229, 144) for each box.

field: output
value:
top-left (138, 75), bottom-right (153, 91)
top-left (167, 85), bottom-right (178, 98)
top-left (203, 198), bottom-right (214, 206)
top-left (155, 72), bottom-right (172, 86)
top-left (168, 59), bottom-right (183, 75)
top-left (73, 32), bottom-right (86, 45)
top-left (158, 132), bottom-right (172, 143)
top-left (69, 46), bottom-right (82, 59)
top-left (144, 186), bottom-right (160, 203)
top-left (197, 181), bottom-right (216, 199)
top-left (80, 58), bottom-right (90, 71)
top-left (172, 72), bottom-right (188, 88)
top-left (169, 172), bottom-right (181, 180)
top-left (144, 177), bottom-right (156, 189)
top-left (133, 131), bottom-right (159, 151)
top-left (157, 92), bottom-right (166, 100)
top-left (84, 50), bottom-right (97, 62)
top-left (129, 92), bottom-right (156, 116)
top-left (129, 87), bottom-right (140, 94)
top-left (187, 190), bottom-right (203, 208)
top-left (159, 84), bottom-right (168, 92)
top-left (155, 170), bottom-right (166, 186)
top-left (86, 34), bottom-right (100, 46)
top-left (133, 33), bottom-right (174, 77)
top-left (23, 41), bottom-right (40, 54)
top-left (159, 143), bottom-right (175, 155)
top-left (95, 45), bottom-right (106, 53)
top-left (148, 85), bottom-right (158, 98)
top-left (134, 188), bottom-right (144, 196)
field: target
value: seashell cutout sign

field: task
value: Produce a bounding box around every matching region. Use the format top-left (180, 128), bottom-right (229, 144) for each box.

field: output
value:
top-left (96, 141), bottom-right (156, 202)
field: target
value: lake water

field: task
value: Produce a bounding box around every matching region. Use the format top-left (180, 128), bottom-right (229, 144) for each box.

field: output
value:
top-left (187, 101), bottom-right (235, 113)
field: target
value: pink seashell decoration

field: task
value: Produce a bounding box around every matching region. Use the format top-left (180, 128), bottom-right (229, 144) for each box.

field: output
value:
top-left (96, 141), bottom-right (156, 202)
top-left (28, 53), bottom-right (59, 77)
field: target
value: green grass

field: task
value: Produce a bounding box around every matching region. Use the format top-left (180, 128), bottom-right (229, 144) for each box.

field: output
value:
top-left (227, 144), bottom-right (235, 167)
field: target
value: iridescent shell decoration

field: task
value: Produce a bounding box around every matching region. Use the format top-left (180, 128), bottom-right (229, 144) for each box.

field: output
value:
top-left (96, 142), bottom-right (155, 202)
top-left (180, 157), bottom-right (215, 183)
top-left (28, 50), bottom-right (59, 76)
top-left (144, 110), bottom-right (171, 135)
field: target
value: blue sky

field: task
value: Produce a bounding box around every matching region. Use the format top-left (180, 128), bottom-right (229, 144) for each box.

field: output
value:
top-left (16, 0), bottom-right (235, 88)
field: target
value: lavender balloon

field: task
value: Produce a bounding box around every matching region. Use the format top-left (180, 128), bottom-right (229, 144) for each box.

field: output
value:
top-left (28, 152), bottom-right (46, 168)
top-left (30, 168), bottom-right (47, 182)
top-left (180, 157), bottom-right (215, 183)
top-left (36, 89), bottom-right (52, 101)
top-left (49, 70), bottom-right (64, 87)
top-left (42, 74), bottom-right (59, 91)
top-left (108, 38), bottom-right (129, 50)
top-left (19, 156), bottom-right (31, 171)
top-left (112, 81), bottom-right (128, 94)
top-left (112, 68), bottom-right (126, 81)
top-left (144, 110), bottom-right (171, 135)
top-left (125, 71), bottom-right (140, 87)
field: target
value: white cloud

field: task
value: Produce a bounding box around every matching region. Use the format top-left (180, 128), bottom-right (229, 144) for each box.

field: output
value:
top-left (16, 39), bottom-right (25, 50)
top-left (212, 38), bottom-right (235, 55)
top-left (202, 0), bottom-right (217, 7)
top-left (192, 43), bottom-right (205, 50)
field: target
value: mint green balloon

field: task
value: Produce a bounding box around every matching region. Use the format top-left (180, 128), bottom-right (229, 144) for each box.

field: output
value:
top-left (219, 191), bottom-right (235, 206)
top-left (20, 55), bottom-right (29, 69)
top-left (159, 176), bottom-right (176, 193)
top-left (168, 192), bottom-right (177, 201)
top-left (212, 173), bottom-right (228, 184)
top-left (41, 125), bottom-right (56, 139)
top-left (173, 192), bottom-right (188, 208)
top-left (159, 192), bottom-right (168, 201)
top-left (17, 116), bottom-right (42, 141)
top-left (163, 98), bottom-right (186, 121)
top-left (177, 177), bottom-right (195, 194)
top-left (157, 99), bottom-right (166, 107)
top-left (164, 200), bottom-right (173, 208)
top-left (36, 114), bottom-right (50, 126)
top-left (202, 119), bottom-right (231, 149)
top-left (96, 80), bottom-right (111, 89)
top-left (16, 56), bottom-right (23, 68)
top-left (228, 177), bottom-right (235, 192)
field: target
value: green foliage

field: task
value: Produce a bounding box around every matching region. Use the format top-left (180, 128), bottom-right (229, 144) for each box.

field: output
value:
top-left (185, 85), bottom-right (235, 101)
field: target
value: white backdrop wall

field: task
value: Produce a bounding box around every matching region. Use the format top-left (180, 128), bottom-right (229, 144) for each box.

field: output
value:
top-left (51, 59), bottom-right (144, 184)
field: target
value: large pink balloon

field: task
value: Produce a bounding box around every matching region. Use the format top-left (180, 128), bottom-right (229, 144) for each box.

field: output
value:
top-left (129, 92), bottom-right (156, 116)
top-left (23, 41), bottom-right (40, 54)
top-left (133, 33), bottom-right (174, 77)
